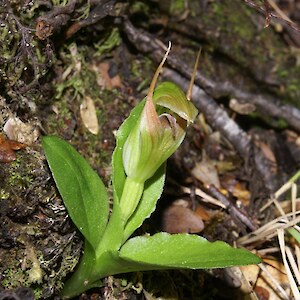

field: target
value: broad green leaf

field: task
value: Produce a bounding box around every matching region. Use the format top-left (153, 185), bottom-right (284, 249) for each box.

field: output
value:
top-left (123, 164), bottom-right (165, 242)
top-left (112, 99), bottom-right (146, 202)
top-left (96, 201), bottom-right (125, 254)
top-left (120, 232), bottom-right (261, 269)
top-left (42, 136), bottom-right (109, 250)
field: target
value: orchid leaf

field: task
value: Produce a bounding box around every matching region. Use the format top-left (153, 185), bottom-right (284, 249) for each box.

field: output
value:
top-left (42, 136), bottom-right (109, 251)
top-left (120, 232), bottom-right (261, 269)
top-left (112, 99), bottom-right (146, 202)
top-left (123, 163), bottom-right (166, 241)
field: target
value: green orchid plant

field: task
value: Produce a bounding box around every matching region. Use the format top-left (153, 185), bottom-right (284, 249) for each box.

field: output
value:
top-left (42, 45), bottom-right (260, 299)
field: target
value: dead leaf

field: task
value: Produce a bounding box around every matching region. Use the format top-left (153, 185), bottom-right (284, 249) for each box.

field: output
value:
top-left (0, 133), bottom-right (27, 163)
top-left (194, 205), bottom-right (210, 221)
top-left (191, 152), bottom-right (220, 188)
top-left (254, 285), bottom-right (270, 300)
top-left (80, 96), bottom-right (99, 135)
top-left (241, 258), bottom-right (291, 300)
top-left (92, 62), bottom-right (122, 89)
top-left (254, 140), bottom-right (277, 173)
top-left (162, 202), bottom-right (204, 234)
top-left (3, 117), bottom-right (39, 145)
top-left (229, 98), bottom-right (256, 115)
top-left (221, 175), bottom-right (251, 206)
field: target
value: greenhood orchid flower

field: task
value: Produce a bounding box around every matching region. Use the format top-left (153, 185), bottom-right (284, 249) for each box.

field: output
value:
top-left (123, 82), bottom-right (197, 183)
top-left (120, 44), bottom-right (198, 222)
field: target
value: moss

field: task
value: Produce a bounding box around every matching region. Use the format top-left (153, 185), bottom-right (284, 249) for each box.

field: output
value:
top-left (2, 267), bottom-right (28, 289)
top-left (1, 244), bottom-right (42, 290)
top-left (211, 1), bottom-right (224, 18)
top-left (0, 189), bottom-right (10, 200)
top-left (94, 28), bottom-right (121, 58)
top-left (0, 0), bottom-right (54, 104)
top-left (51, 0), bottom-right (69, 6)
top-left (129, 1), bottom-right (150, 15)
top-left (169, 0), bottom-right (185, 16)
top-left (131, 56), bottom-right (152, 80)
top-left (7, 158), bottom-right (33, 188)
top-left (1, 241), bottom-right (78, 298)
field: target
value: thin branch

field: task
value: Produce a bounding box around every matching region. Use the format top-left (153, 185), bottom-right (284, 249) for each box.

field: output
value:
top-left (242, 0), bottom-right (300, 33)
top-left (123, 19), bottom-right (300, 133)
top-left (207, 184), bottom-right (257, 231)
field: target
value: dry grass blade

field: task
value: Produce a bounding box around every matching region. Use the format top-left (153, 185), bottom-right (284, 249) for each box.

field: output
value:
top-left (238, 212), bottom-right (300, 246)
top-left (277, 229), bottom-right (300, 299)
top-left (273, 196), bottom-right (288, 219)
top-left (257, 247), bottom-right (280, 256)
top-left (181, 186), bottom-right (226, 209)
top-left (296, 245), bottom-right (300, 273)
top-left (258, 263), bottom-right (290, 300)
top-left (276, 171), bottom-right (300, 199)
top-left (291, 183), bottom-right (297, 220)
top-left (285, 246), bottom-right (300, 285)
top-left (267, 0), bottom-right (293, 23)
top-left (238, 172), bottom-right (300, 298)
top-left (241, 172), bottom-right (300, 247)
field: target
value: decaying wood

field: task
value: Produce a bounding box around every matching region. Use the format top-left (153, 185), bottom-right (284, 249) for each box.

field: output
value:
top-left (243, 0), bottom-right (300, 34)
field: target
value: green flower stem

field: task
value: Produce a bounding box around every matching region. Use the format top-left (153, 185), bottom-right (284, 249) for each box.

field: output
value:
top-left (119, 177), bottom-right (144, 223)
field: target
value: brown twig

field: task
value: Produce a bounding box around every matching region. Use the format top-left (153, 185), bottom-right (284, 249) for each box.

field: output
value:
top-left (123, 19), bottom-right (300, 133)
top-left (207, 184), bottom-right (257, 231)
top-left (242, 0), bottom-right (300, 33)
top-left (65, 0), bottom-right (116, 38)
top-left (36, 0), bottom-right (77, 40)
top-left (263, 0), bottom-right (272, 28)
top-left (36, 0), bottom-right (117, 40)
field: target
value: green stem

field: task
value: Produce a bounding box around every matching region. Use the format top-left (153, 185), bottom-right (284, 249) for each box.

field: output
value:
top-left (119, 177), bottom-right (144, 223)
